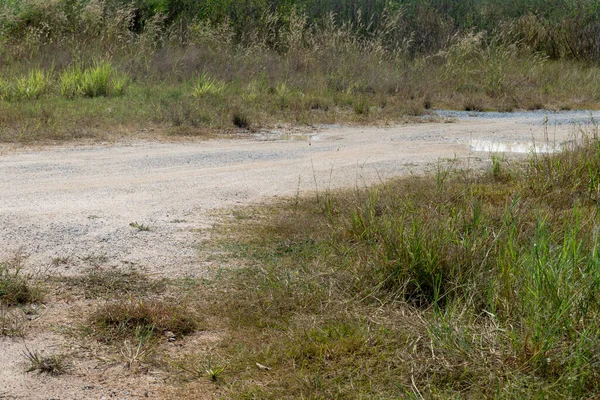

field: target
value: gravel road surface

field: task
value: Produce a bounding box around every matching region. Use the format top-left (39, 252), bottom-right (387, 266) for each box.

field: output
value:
top-left (1, 111), bottom-right (598, 276)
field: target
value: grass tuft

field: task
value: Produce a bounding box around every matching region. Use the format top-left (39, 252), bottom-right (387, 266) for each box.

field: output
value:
top-left (1, 69), bottom-right (50, 101)
top-left (90, 298), bottom-right (201, 343)
top-left (23, 347), bottom-right (69, 376)
top-left (0, 256), bottom-right (43, 306)
top-left (79, 61), bottom-right (113, 98)
top-left (129, 221), bottom-right (151, 231)
top-left (191, 74), bottom-right (226, 98)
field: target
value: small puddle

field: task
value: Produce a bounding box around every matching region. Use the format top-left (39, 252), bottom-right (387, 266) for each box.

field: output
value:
top-left (470, 140), bottom-right (563, 154)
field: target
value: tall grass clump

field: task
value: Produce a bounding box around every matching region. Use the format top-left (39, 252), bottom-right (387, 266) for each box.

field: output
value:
top-left (59, 61), bottom-right (128, 99)
top-left (213, 124), bottom-right (600, 397)
top-left (90, 298), bottom-right (201, 343)
top-left (191, 73), bottom-right (226, 98)
top-left (59, 65), bottom-right (84, 99)
top-left (79, 61), bottom-right (113, 97)
top-left (0, 69), bottom-right (50, 101)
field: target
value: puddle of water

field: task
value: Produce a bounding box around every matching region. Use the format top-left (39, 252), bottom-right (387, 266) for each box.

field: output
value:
top-left (470, 140), bottom-right (562, 154)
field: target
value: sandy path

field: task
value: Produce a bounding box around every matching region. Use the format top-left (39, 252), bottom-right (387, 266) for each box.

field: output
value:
top-left (0, 113), bottom-right (594, 277)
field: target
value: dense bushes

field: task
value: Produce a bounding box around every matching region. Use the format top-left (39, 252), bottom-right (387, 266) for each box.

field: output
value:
top-left (1, 0), bottom-right (599, 60)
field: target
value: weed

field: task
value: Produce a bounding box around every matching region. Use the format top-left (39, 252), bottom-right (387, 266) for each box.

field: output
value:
top-left (204, 360), bottom-right (226, 381)
top-left (0, 256), bottom-right (43, 306)
top-left (130, 222), bottom-right (151, 231)
top-left (176, 356), bottom-right (227, 382)
top-left (90, 298), bottom-right (201, 343)
top-left (119, 335), bottom-right (154, 371)
top-left (191, 74), bottom-right (226, 98)
top-left (23, 347), bottom-right (69, 376)
top-left (0, 304), bottom-right (25, 337)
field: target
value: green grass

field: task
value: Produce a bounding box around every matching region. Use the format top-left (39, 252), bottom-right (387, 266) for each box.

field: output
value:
top-left (188, 123), bottom-right (600, 398)
top-left (1, 68), bottom-right (50, 101)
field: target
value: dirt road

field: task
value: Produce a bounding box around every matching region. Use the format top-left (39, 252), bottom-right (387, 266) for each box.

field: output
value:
top-left (1, 111), bottom-right (599, 399)
top-left (1, 111), bottom-right (597, 276)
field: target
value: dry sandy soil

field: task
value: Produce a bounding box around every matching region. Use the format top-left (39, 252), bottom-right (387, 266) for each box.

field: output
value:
top-left (0, 111), bottom-right (597, 399)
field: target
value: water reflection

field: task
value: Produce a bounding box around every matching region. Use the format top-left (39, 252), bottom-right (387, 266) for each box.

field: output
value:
top-left (470, 140), bottom-right (562, 153)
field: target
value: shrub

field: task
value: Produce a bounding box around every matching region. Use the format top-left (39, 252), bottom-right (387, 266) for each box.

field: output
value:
top-left (232, 110), bottom-right (250, 129)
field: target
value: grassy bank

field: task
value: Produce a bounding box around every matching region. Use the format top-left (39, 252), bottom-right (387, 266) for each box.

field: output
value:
top-left (1, 1), bottom-right (600, 142)
top-left (196, 122), bottom-right (600, 398)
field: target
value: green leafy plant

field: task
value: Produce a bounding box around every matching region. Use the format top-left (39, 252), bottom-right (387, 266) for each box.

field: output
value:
top-left (191, 74), bottom-right (226, 97)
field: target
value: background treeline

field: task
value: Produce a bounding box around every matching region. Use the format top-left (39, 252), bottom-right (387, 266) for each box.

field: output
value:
top-left (1, 0), bottom-right (600, 61)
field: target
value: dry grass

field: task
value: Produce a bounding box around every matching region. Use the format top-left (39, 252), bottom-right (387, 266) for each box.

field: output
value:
top-left (89, 298), bottom-right (202, 343)
top-left (23, 347), bottom-right (70, 376)
top-left (0, 303), bottom-right (25, 337)
top-left (0, 254), bottom-right (43, 306)
top-left (59, 267), bottom-right (167, 299)
top-left (186, 123), bottom-right (600, 398)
